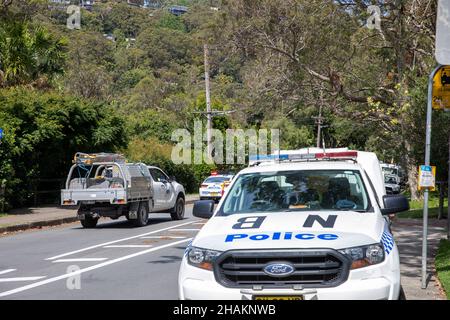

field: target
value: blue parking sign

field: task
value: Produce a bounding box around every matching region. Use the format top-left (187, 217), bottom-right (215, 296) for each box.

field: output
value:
top-left (420, 165), bottom-right (432, 172)
top-left (0, 128), bottom-right (3, 140)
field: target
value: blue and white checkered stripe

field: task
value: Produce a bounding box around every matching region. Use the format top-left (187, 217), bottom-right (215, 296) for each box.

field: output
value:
top-left (184, 239), bottom-right (193, 257)
top-left (380, 231), bottom-right (394, 255)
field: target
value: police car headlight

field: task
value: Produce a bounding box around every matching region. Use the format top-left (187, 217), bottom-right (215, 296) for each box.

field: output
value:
top-left (187, 246), bottom-right (221, 271)
top-left (339, 243), bottom-right (385, 269)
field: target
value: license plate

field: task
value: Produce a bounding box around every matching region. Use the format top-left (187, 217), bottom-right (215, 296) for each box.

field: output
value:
top-left (210, 192), bottom-right (219, 196)
top-left (253, 296), bottom-right (303, 300)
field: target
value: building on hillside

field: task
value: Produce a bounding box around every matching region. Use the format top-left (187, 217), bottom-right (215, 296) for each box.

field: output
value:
top-left (48, 0), bottom-right (94, 9)
top-left (168, 5), bottom-right (188, 16)
top-left (127, 0), bottom-right (162, 9)
top-left (80, 0), bottom-right (94, 9)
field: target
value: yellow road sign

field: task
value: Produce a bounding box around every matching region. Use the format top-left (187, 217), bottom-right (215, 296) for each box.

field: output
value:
top-left (418, 165), bottom-right (436, 191)
top-left (432, 65), bottom-right (450, 110)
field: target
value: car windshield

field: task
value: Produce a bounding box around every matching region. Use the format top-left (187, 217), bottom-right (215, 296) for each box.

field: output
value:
top-left (383, 167), bottom-right (398, 175)
top-left (384, 175), bottom-right (397, 184)
top-left (220, 170), bottom-right (370, 215)
top-left (204, 176), bottom-right (231, 183)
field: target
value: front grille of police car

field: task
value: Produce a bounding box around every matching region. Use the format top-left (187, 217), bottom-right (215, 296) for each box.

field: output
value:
top-left (214, 249), bottom-right (350, 288)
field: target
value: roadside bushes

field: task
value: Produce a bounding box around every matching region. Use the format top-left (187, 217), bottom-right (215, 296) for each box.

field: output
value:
top-left (0, 87), bottom-right (127, 208)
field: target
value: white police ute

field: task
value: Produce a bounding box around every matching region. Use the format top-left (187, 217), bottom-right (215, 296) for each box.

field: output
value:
top-left (178, 148), bottom-right (409, 300)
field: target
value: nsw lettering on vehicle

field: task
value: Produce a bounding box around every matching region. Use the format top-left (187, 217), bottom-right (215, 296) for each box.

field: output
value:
top-left (232, 214), bottom-right (337, 230)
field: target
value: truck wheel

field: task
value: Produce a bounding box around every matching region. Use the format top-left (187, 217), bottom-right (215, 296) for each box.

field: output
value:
top-left (171, 196), bottom-right (185, 220)
top-left (80, 215), bottom-right (98, 228)
top-left (133, 202), bottom-right (149, 227)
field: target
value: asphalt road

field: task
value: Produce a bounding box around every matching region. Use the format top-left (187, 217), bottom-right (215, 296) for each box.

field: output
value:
top-left (0, 204), bottom-right (202, 300)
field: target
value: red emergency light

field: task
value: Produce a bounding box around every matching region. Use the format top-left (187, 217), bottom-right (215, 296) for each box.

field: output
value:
top-left (284, 151), bottom-right (358, 161)
top-left (314, 151), bottom-right (358, 159)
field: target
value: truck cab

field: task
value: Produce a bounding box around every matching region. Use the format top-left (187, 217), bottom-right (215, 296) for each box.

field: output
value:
top-left (178, 148), bottom-right (409, 300)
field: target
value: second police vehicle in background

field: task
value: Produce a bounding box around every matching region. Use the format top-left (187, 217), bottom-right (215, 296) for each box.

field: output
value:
top-left (179, 148), bottom-right (409, 300)
top-left (199, 172), bottom-right (234, 202)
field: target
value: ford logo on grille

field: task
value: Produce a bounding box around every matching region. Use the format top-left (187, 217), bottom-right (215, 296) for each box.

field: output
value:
top-left (263, 263), bottom-right (295, 277)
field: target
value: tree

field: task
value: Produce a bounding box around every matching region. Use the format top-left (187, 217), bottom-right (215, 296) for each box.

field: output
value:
top-left (0, 21), bottom-right (67, 87)
top-left (0, 87), bottom-right (127, 208)
top-left (220, 0), bottom-right (439, 200)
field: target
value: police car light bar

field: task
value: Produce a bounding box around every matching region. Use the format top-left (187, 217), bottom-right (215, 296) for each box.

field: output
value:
top-left (249, 151), bottom-right (358, 164)
top-left (315, 151), bottom-right (358, 159)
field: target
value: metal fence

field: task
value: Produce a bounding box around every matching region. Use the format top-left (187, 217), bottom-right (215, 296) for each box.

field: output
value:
top-left (30, 178), bottom-right (66, 206)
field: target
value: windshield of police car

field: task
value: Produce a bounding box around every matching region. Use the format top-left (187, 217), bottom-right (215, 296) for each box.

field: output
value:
top-left (220, 170), bottom-right (370, 215)
top-left (204, 176), bottom-right (231, 183)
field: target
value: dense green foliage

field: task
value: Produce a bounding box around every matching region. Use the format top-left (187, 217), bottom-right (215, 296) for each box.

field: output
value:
top-left (0, 0), bottom-right (449, 207)
top-left (0, 87), bottom-right (126, 207)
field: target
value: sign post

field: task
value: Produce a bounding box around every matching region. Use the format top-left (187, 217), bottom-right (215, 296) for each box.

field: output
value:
top-left (421, 65), bottom-right (441, 289)
top-left (420, 0), bottom-right (450, 290)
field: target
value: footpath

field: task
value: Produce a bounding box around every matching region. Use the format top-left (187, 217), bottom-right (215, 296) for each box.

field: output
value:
top-left (392, 218), bottom-right (447, 300)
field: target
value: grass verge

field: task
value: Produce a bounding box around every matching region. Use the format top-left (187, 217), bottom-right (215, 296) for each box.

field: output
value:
top-left (436, 239), bottom-right (450, 299)
top-left (398, 195), bottom-right (448, 219)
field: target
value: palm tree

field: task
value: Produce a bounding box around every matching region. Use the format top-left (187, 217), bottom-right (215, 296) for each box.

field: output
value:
top-left (0, 20), bottom-right (67, 87)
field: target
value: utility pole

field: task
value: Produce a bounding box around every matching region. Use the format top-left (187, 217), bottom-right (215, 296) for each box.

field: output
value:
top-left (204, 44), bottom-right (213, 160)
top-left (313, 89), bottom-right (325, 148)
top-left (195, 44), bottom-right (235, 163)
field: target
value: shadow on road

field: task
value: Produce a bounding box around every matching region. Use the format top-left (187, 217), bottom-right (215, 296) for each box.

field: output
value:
top-left (71, 216), bottom-right (189, 230)
top-left (147, 255), bottom-right (182, 264)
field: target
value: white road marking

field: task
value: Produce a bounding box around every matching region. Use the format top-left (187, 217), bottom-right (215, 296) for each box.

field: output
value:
top-left (140, 236), bottom-right (186, 239)
top-left (0, 277), bottom-right (46, 282)
top-left (103, 245), bottom-right (152, 248)
top-left (52, 258), bottom-right (108, 263)
top-left (170, 228), bottom-right (201, 231)
top-left (0, 269), bottom-right (16, 275)
top-left (45, 220), bottom-right (197, 261)
top-left (192, 222), bottom-right (206, 225)
top-left (0, 238), bottom-right (191, 298)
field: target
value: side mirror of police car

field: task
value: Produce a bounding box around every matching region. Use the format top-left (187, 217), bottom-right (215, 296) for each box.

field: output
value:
top-left (193, 200), bottom-right (215, 219)
top-left (381, 194), bottom-right (409, 215)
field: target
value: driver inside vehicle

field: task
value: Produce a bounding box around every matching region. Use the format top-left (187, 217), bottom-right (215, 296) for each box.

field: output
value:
top-left (321, 177), bottom-right (360, 210)
top-left (285, 175), bottom-right (320, 209)
top-left (249, 180), bottom-right (286, 210)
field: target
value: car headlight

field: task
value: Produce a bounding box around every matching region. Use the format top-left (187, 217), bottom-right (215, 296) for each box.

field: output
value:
top-left (187, 246), bottom-right (222, 271)
top-left (339, 243), bottom-right (385, 270)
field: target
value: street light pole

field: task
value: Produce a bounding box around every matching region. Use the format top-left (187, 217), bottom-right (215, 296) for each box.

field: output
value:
top-left (421, 64), bottom-right (442, 289)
